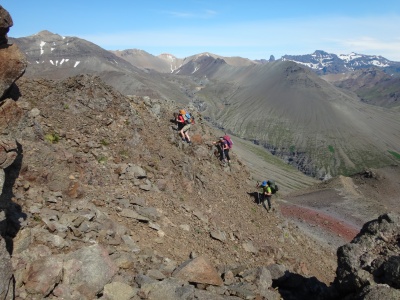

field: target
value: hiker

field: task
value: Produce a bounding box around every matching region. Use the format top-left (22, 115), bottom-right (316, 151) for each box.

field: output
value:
top-left (176, 109), bottom-right (191, 143)
top-left (213, 137), bottom-right (231, 164)
top-left (256, 180), bottom-right (272, 212)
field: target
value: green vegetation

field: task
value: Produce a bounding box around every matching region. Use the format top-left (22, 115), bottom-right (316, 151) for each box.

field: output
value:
top-left (33, 215), bottom-right (42, 222)
top-left (119, 149), bottom-right (130, 159)
top-left (100, 139), bottom-right (109, 146)
top-left (97, 156), bottom-right (107, 164)
top-left (289, 145), bottom-right (295, 153)
top-left (388, 150), bottom-right (400, 160)
top-left (44, 132), bottom-right (60, 144)
top-left (328, 145), bottom-right (334, 153)
top-left (63, 104), bottom-right (69, 109)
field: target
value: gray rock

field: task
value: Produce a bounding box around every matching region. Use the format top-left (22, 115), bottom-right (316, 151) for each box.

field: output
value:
top-left (210, 229), bottom-right (226, 242)
top-left (335, 213), bottom-right (400, 296)
top-left (120, 208), bottom-right (150, 222)
top-left (0, 237), bottom-right (13, 299)
top-left (121, 235), bottom-right (141, 252)
top-left (193, 210), bottom-right (209, 223)
top-left (64, 244), bottom-right (118, 299)
top-left (140, 278), bottom-right (193, 300)
top-left (242, 241), bottom-right (258, 254)
top-left (134, 205), bottom-right (161, 221)
top-left (103, 281), bottom-right (137, 300)
top-left (13, 228), bottom-right (32, 254)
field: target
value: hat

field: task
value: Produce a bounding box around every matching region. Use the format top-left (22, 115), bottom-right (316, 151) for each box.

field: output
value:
top-left (261, 181), bottom-right (267, 186)
top-left (179, 109), bottom-right (186, 115)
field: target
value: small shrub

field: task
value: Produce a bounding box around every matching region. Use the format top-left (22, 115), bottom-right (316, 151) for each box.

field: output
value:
top-left (33, 215), bottom-right (41, 222)
top-left (97, 156), bottom-right (107, 164)
top-left (45, 133), bottom-right (60, 144)
top-left (100, 139), bottom-right (109, 146)
top-left (119, 150), bottom-right (129, 159)
top-left (328, 145), bottom-right (335, 153)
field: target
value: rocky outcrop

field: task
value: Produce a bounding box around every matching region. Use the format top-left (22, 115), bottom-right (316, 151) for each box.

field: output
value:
top-left (335, 213), bottom-right (400, 299)
top-left (0, 6), bottom-right (27, 100)
top-left (0, 6), bottom-right (26, 300)
top-left (0, 5), bottom-right (12, 45)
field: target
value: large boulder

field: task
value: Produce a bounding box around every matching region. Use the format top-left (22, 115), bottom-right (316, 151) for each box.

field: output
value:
top-left (335, 213), bottom-right (400, 298)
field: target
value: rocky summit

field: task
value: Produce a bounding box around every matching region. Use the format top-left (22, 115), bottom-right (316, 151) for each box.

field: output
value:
top-left (0, 5), bottom-right (400, 300)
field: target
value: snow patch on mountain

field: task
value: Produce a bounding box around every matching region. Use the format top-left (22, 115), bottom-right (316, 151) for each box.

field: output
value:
top-left (282, 50), bottom-right (396, 74)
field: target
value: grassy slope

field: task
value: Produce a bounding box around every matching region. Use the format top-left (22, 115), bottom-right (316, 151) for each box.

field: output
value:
top-left (195, 61), bottom-right (400, 177)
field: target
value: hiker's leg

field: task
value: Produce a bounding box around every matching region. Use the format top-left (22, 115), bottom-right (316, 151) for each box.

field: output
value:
top-left (185, 131), bottom-right (191, 142)
top-left (225, 149), bottom-right (231, 162)
top-left (266, 196), bottom-right (272, 210)
top-left (218, 145), bottom-right (224, 161)
top-left (184, 125), bottom-right (191, 142)
top-left (261, 194), bottom-right (268, 210)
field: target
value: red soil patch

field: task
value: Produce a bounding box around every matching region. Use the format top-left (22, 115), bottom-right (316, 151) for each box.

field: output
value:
top-left (280, 203), bottom-right (360, 242)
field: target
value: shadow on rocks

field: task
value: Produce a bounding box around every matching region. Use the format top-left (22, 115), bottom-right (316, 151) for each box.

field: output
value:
top-left (274, 271), bottom-right (339, 300)
top-left (5, 82), bottom-right (22, 101)
top-left (247, 191), bottom-right (261, 205)
top-left (0, 142), bottom-right (26, 254)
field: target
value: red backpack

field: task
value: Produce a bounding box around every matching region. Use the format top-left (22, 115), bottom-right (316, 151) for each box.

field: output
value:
top-left (223, 135), bottom-right (233, 149)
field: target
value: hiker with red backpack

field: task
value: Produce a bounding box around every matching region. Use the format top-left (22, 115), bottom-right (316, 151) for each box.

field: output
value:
top-left (213, 135), bottom-right (232, 164)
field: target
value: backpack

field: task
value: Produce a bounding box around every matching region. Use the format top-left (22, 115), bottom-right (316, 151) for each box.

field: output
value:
top-left (223, 135), bottom-right (233, 149)
top-left (183, 112), bottom-right (195, 125)
top-left (267, 180), bottom-right (279, 194)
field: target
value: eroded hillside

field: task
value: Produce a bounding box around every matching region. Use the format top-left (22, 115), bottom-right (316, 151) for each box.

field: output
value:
top-left (2, 74), bottom-right (342, 298)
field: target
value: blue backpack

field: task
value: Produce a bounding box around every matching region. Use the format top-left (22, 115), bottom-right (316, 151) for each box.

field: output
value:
top-left (184, 113), bottom-right (194, 124)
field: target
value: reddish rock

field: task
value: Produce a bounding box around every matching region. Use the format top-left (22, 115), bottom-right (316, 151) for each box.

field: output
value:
top-left (172, 256), bottom-right (223, 286)
top-left (23, 256), bottom-right (63, 297)
top-left (0, 43), bottom-right (27, 99)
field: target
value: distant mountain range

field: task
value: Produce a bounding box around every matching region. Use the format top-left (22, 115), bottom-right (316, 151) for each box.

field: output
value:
top-left (281, 50), bottom-right (400, 76)
top-left (9, 31), bottom-right (400, 178)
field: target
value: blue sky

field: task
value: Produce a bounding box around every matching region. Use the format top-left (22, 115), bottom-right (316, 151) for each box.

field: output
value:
top-left (2, 0), bottom-right (400, 61)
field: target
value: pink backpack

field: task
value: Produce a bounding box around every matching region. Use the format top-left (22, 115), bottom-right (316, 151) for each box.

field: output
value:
top-left (223, 135), bottom-right (233, 149)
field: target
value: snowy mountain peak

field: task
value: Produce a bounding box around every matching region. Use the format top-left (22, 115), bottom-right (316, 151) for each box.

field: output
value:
top-left (281, 50), bottom-right (398, 75)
